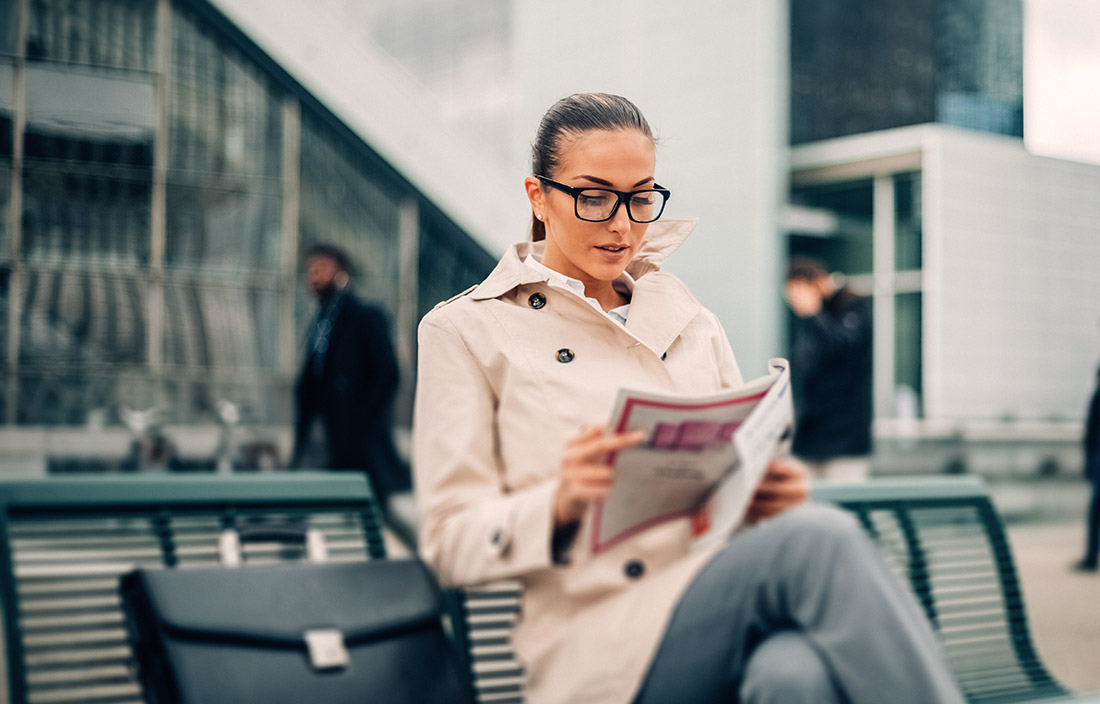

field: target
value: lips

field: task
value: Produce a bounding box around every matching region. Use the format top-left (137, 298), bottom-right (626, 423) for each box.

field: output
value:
top-left (594, 243), bottom-right (630, 264)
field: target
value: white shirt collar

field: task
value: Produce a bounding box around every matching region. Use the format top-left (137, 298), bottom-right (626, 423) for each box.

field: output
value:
top-left (523, 254), bottom-right (633, 326)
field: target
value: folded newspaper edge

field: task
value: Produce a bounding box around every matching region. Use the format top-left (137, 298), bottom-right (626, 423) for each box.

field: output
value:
top-left (589, 358), bottom-right (793, 555)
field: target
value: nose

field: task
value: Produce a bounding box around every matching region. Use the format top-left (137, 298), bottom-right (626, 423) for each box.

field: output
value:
top-left (607, 195), bottom-right (632, 234)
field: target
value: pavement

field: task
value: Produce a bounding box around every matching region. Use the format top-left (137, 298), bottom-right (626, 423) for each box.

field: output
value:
top-left (1005, 518), bottom-right (1100, 694)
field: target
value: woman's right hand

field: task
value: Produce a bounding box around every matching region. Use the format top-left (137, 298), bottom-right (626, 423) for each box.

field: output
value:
top-left (553, 425), bottom-right (646, 525)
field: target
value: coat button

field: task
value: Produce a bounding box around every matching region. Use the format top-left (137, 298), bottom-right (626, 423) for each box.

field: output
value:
top-left (660, 352), bottom-right (668, 361)
top-left (624, 559), bottom-right (645, 579)
top-left (556, 348), bottom-right (575, 363)
top-left (528, 292), bottom-right (546, 309)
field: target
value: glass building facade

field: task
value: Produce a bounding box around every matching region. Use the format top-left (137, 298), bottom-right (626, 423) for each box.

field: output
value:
top-left (788, 168), bottom-right (925, 419)
top-left (790, 0), bottom-right (1024, 144)
top-left (0, 0), bottom-right (494, 431)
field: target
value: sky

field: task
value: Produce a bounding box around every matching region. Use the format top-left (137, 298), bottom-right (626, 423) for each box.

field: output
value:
top-left (1025, 0), bottom-right (1100, 164)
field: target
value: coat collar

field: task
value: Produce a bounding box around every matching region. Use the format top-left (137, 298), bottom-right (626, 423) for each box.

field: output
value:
top-left (469, 218), bottom-right (702, 356)
top-left (469, 218), bottom-right (698, 302)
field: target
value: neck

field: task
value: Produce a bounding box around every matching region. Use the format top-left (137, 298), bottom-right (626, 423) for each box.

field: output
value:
top-left (585, 280), bottom-right (626, 312)
top-left (535, 252), bottom-right (625, 312)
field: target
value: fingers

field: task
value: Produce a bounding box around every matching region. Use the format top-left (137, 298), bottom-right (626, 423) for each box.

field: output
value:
top-left (762, 457), bottom-right (805, 481)
top-left (566, 426), bottom-right (645, 457)
top-left (555, 426), bottom-right (646, 525)
top-left (748, 459), bottom-right (809, 521)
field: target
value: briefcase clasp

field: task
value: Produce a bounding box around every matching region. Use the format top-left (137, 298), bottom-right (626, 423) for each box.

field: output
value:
top-left (304, 629), bottom-right (349, 670)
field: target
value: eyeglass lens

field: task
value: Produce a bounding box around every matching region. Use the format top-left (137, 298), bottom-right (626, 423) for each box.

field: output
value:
top-left (576, 189), bottom-right (667, 223)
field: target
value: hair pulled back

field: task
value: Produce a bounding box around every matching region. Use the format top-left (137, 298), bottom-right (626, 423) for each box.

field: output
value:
top-left (530, 93), bottom-right (655, 241)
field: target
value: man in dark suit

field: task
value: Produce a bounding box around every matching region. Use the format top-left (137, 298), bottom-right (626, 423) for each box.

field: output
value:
top-left (292, 243), bottom-right (409, 507)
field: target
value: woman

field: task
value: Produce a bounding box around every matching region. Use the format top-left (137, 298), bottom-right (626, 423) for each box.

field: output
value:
top-left (413, 93), bottom-right (962, 704)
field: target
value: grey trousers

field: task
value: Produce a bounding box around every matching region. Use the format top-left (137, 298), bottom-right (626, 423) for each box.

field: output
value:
top-left (633, 504), bottom-right (965, 704)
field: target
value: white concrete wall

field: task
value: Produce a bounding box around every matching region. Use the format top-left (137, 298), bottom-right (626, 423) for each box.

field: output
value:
top-left (511, 0), bottom-right (788, 376)
top-left (925, 129), bottom-right (1100, 422)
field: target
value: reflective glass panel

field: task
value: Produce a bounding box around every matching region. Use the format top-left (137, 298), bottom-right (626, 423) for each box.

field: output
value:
top-left (22, 64), bottom-right (153, 264)
top-left (0, 266), bottom-right (8, 365)
top-left (167, 7), bottom-right (283, 272)
top-left (165, 184), bottom-right (281, 271)
top-left (788, 178), bottom-right (874, 276)
top-left (18, 270), bottom-right (147, 365)
top-left (894, 291), bottom-right (922, 416)
top-left (894, 172), bottom-right (922, 271)
top-left (0, 0), bottom-right (15, 56)
top-left (0, 150), bottom-right (9, 258)
top-left (1, 62), bottom-right (12, 156)
top-left (163, 278), bottom-right (279, 371)
top-left (417, 209), bottom-right (494, 321)
top-left (27, 0), bottom-right (155, 70)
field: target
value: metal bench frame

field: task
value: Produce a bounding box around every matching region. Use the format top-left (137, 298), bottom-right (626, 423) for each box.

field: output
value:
top-left (0, 473), bottom-right (385, 704)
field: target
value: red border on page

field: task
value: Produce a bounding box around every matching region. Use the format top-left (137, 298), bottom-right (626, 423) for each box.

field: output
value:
top-left (589, 389), bottom-right (768, 555)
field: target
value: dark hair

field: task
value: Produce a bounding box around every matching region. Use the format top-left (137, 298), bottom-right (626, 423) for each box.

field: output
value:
top-left (786, 256), bottom-right (828, 282)
top-left (304, 243), bottom-right (354, 277)
top-left (530, 93), bottom-right (655, 241)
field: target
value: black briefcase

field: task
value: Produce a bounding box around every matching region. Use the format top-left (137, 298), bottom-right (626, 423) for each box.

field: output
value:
top-left (120, 543), bottom-right (473, 704)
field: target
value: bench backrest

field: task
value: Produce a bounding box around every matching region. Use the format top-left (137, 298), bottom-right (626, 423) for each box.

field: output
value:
top-left (450, 476), bottom-right (1071, 704)
top-left (809, 477), bottom-right (1066, 704)
top-left (0, 473), bottom-right (385, 704)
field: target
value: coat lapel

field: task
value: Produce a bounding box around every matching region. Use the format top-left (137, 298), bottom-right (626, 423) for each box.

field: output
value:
top-left (625, 272), bottom-right (702, 357)
top-left (467, 218), bottom-right (703, 355)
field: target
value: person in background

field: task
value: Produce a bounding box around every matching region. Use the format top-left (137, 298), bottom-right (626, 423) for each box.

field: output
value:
top-left (785, 256), bottom-right (874, 482)
top-left (1075, 342), bottom-right (1100, 572)
top-left (413, 92), bottom-right (963, 704)
top-left (292, 243), bottom-right (409, 508)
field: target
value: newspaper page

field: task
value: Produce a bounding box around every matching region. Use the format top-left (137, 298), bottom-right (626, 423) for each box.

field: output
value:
top-left (589, 359), bottom-right (793, 555)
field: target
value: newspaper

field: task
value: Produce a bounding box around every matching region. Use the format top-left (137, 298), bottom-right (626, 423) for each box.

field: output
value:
top-left (589, 358), bottom-right (793, 555)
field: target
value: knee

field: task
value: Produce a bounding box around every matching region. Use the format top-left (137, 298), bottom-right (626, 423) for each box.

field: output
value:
top-left (774, 503), bottom-right (864, 545)
top-left (740, 631), bottom-right (840, 704)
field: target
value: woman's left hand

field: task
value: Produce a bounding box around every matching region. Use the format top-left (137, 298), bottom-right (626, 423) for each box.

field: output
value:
top-left (745, 457), bottom-right (808, 523)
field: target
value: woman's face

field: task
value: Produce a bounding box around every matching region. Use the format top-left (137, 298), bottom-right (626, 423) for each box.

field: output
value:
top-left (527, 128), bottom-right (656, 288)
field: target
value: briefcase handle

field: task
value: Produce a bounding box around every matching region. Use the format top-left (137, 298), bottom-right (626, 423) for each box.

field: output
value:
top-left (218, 523), bottom-right (329, 566)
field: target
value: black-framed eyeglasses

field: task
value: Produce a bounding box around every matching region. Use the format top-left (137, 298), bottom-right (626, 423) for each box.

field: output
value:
top-left (536, 175), bottom-right (671, 224)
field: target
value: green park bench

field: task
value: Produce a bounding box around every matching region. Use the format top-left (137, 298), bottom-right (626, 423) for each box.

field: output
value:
top-left (1, 473), bottom-right (1095, 704)
top-left (447, 476), bottom-right (1100, 704)
top-left (0, 473), bottom-right (386, 704)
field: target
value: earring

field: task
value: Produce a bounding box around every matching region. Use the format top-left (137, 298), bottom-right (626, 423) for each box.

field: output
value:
top-left (536, 213), bottom-right (543, 220)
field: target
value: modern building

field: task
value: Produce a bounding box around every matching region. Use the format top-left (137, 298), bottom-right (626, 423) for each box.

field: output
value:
top-left (790, 0), bottom-right (1024, 144)
top-left (367, 0), bottom-right (1096, 473)
top-left (788, 124), bottom-right (1100, 470)
top-left (3, 0), bottom-right (1095, 477)
top-left (0, 0), bottom-right (502, 469)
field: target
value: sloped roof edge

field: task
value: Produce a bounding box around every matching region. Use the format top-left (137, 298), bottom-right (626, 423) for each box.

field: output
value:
top-left (209, 0), bottom-right (525, 255)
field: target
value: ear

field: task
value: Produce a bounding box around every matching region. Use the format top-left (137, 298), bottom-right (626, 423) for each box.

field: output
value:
top-left (524, 176), bottom-right (545, 218)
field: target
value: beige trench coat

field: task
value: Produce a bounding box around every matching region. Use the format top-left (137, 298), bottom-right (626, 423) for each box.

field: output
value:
top-left (413, 219), bottom-right (744, 704)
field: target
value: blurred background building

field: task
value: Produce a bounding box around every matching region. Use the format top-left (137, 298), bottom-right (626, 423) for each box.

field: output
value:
top-left (1, 0), bottom-right (1098, 478)
top-left (0, 0), bottom-right (497, 471)
top-left (790, 0), bottom-right (1025, 144)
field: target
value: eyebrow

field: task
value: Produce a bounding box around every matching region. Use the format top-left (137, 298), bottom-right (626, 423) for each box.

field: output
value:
top-left (574, 174), bottom-right (654, 189)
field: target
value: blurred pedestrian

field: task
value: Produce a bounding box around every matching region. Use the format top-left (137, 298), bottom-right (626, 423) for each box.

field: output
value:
top-left (1075, 360), bottom-right (1100, 572)
top-left (786, 257), bottom-right (873, 482)
top-left (292, 243), bottom-right (410, 507)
